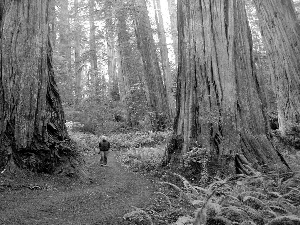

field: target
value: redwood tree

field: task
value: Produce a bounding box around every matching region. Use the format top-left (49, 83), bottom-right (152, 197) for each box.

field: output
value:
top-left (133, 0), bottom-right (170, 131)
top-left (153, 0), bottom-right (176, 118)
top-left (167, 0), bottom-right (178, 65)
top-left (89, 0), bottom-right (99, 97)
top-left (252, 0), bottom-right (300, 135)
top-left (170, 0), bottom-right (288, 175)
top-left (0, 0), bottom-right (79, 174)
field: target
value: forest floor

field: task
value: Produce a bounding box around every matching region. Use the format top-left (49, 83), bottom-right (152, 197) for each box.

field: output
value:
top-left (0, 151), bottom-right (160, 225)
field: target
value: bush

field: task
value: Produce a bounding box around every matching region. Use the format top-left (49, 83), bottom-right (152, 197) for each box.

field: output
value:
top-left (109, 131), bottom-right (171, 150)
top-left (120, 146), bottom-right (165, 171)
top-left (69, 131), bottom-right (100, 155)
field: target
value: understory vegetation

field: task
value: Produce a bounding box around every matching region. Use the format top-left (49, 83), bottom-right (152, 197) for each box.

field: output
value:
top-left (70, 127), bottom-right (300, 225)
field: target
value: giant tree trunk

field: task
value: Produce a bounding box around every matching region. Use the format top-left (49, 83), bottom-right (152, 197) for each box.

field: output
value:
top-left (133, 0), bottom-right (170, 131)
top-left (0, 0), bottom-right (79, 174)
top-left (116, 5), bottom-right (138, 126)
top-left (153, 0), bottom-right (176, 118)
top-left (252, 0), bottom-right (300, 136)
top-left (170, 0), bottom-right (289, 175)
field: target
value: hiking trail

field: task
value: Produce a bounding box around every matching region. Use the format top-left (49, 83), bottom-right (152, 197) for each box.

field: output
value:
top-left (0, 151), bottom-right (157, 225)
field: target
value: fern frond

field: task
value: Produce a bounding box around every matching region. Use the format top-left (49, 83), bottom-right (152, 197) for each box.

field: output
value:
top-left (268, 205), bottom-right (288, 214)
top-left (243, 196), bottom-right (266, 210)
top-left (266, 215), bottom-right (300, 225)
top-left (220, 205), bottom-right (250, 223)
top-left (239, 191), bottom-right (268, 200)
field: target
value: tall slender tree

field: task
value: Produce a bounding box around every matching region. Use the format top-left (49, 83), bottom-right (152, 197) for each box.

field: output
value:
top-left (153, 0), bottom-right (176, 117)
top-left (89, 0), bottom-right (99, 97)
top-left (56, 0), bottom-right (74, 105)
top-left (116, 6), bottom-right (134, 125)
top-left (169, 0), bottom-right (288, 175)
top-left (0, 0), bottom-right (79, 173)
top-left (133, 0), bottom-right (170, 131)
top-left (74, 0), bottom-right (82, 104)
top-left (167, 0), bottom-right (178, 65)
top-left (252, 0), bottom-right (300, 135)
top-left (105, 0), bottom-right (118, 100)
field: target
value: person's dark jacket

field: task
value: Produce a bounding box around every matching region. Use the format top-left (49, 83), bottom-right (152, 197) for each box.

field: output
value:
top-left (99, 139), bottom-right (110, 151)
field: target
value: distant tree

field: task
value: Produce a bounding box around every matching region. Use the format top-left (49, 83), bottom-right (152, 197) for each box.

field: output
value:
top-left (74, 0), bottom-right (83, 105)
top-left (105, 0), bottom-right (118, 101)
top-left (55, 0), bottom-right (74, 106)
top-left (133, 0), bottom-right (171, 131)
top-left (116, 2), bottom-right (148, 127)
top-left (252, 0), bottom-right (300, 135)
top-left (89, 0), bottom-right (99, 97)
top-left (166, 0), bottom-right (178, 65)
top-left (0, 0), bottom-right (80, 174)
top-left (49, 0), bottom-right (57, 48)
top-left (167, 0), bottom-right (289, 175)
top-left (153, 0), bottom-right (176, 118)
top-left (116, 5), bottom-right (135, 125)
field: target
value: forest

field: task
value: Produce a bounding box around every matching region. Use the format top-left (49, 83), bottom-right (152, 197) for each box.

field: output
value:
top-left (0, 0), bottom-right (300, 224)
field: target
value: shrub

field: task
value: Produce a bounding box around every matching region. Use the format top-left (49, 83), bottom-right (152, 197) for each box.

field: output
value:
top-left (109, 131), bottom-right (171, 150)
top-left (120, 146), bottom-right (165, 171)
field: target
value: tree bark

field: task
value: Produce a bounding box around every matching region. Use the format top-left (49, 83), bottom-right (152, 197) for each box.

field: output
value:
top-left (117, 5), bottom-right (136, 126)
top-left (133, 0), bottom-right (170, 131)
top-left (253, 0), bottom-right (300, 135)
top-left (0, 0), bottom-right (79, 174)
top-left (153, 0), bottom-right (176, 118)
top-left (171, 0), bottom-right (289, 175)
top-left (49, 0), bottom-right (56, 48)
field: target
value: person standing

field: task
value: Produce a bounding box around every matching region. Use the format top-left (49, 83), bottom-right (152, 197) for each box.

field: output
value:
top-left (99, 137), bottom-right (110, 166)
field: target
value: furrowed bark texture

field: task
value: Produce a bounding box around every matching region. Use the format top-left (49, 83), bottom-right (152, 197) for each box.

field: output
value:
top-left (0, 0), bottom-right (77, 173)
top-left (173, 0), bottom-right (288, 175)
top-left (253, 0), bottom-right (300, 135)
top-left (117, 7), bottom-right (134, 125)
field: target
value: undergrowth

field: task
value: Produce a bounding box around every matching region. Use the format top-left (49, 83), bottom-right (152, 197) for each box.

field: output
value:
top-left (124, 171), bottom-right (300, 225)
top-left (69, 130), bottom-right (300, 224)
top-left (109, 131), bottom-right (171, 149)
top-left (69, 130), bottom-right (171, 152)
top-left (120, 134), bottom-right (300, 225)
top-left (119, 146), bottom-right (166, 172)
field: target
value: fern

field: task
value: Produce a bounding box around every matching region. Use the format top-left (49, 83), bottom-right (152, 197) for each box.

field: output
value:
top-left (266, 215), bottom-right (300, 225)
top-left (242, 196), bottom-right (266, 210)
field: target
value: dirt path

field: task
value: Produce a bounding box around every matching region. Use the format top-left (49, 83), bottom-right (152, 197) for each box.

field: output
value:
top-left (0, 152), bottom-right (157, 225)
